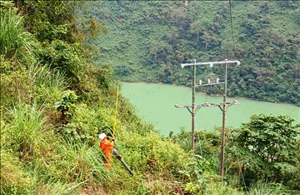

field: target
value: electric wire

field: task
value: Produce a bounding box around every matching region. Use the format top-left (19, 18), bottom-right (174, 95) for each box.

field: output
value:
top-left (179, 91), bottom-right (192, 105)
top-left (153, 2), bottom-right (175, 32)
top-left (229, 0), bottom-right (236, 51)
top-left (227, 0), bottom-right (240, 99)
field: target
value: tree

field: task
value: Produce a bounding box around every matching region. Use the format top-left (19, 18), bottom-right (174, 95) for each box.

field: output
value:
top-left (229, 114), bottom-right (300, 188)
top-left (149, 40), bottom-right (172, 62)
top-left (190, 21), bottom-right (202, 40)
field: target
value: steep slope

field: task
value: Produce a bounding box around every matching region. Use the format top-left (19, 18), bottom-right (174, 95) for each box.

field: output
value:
top-left (0, 1), bottom-right (189, 194)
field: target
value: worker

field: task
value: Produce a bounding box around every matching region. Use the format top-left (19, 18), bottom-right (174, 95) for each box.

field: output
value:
top-left (99, 133), bottom-right (114, 169)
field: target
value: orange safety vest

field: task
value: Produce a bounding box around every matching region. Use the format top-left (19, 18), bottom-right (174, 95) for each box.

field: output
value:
top-left (100, 138), bottom-right (114, 169)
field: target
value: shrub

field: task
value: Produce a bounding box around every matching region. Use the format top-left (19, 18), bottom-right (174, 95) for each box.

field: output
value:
top-left (228, 114), bottom-right (300, 189)
top-left (0, 55), bottom-right (35, 108)
top-left (38, 40), bottom-right (88, 90)
top-left (118, 130), bottom-right (188, 176)
top-left (54, 90), bottom-right (78, 124)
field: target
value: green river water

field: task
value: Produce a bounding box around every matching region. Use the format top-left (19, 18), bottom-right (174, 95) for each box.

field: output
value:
top-left (121, 82), bottom-right (300, 136)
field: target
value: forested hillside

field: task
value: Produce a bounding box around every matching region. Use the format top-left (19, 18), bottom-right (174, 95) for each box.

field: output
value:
top-left (90, 1), bottom-right (300, 106)
top-left (1, 1), bottom-right (299, 195)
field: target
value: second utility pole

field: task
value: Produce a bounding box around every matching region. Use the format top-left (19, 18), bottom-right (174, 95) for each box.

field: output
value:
top-left (220, 63), bottom-right (228, 181)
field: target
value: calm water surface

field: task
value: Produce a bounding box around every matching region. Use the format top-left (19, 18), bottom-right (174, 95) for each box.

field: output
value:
top-left (121, 82), bottom-right (300, 136)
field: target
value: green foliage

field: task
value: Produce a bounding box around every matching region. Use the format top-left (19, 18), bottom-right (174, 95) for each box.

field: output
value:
top-left (236, 114), bottom-right (299, 164)
top-left (179, 155), bottom-right (214, 181)
top-left (57, 104), bottom-right (112, 145)
top-left (54, 90), bottom-right (78, 112)
top-left (178, 155), bottom-right (230, 195)
top-left (118, 130), bottom-right (188, 176)
top-left (22, 0), bottom-right (75, 42)
top-left (54, 90), bottom-right (78, 123)
top-left (202, 182), bottom-right (246, 195)
top-left (0, 1), bottom-right (117, 194)
top-left (228, 114), bottom-right (300, 189)
top-left (248, 182), bottom-right (292, 195)
top-left (28, 63), bottom-right (67, 107)
top-left (38, 40), bottom-right (87, 87)
top-left (0, 1), bottom-right (36, 60)
top-left (0, 149), bottom-right (34, 195)
top-left (4, 102), bottom-right (46, 158)
top-left (102, 128), bottom-right (189, 194)
top-left (170, 128), bottom-right (220, 165)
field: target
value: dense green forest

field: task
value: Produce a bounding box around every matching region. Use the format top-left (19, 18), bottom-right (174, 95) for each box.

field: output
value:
top-left (1, 1), bottom-right (299, 194)
top-left (90, 1), bottom-right (300, 106)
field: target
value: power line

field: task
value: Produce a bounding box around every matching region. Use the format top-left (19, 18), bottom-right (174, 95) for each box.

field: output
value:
top-left (153, 2), bottom-right (174, 32)
top-left (229, 0), bottom-right (236, 51)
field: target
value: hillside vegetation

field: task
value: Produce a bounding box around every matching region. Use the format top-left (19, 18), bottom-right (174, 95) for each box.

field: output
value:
top-left (91, 1), bottom-right (300, 106)
top-left (1, 1), bottom-right (300, 195)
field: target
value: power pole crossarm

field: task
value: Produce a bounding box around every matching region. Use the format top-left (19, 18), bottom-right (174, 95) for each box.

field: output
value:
top-left (175, 101), bottom-right (239, 109)
top-left (181, 60), bottom-right (240, 68)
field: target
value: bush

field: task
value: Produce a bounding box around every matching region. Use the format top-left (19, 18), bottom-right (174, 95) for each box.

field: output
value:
top-left (227, 114), bottom-right (300, 189)
top-left (118, 130), bottom-right (188, 176)
top-left (0, 55), bottom-right (35, 108)
top-left (38, 40), bottom-right (88, 90)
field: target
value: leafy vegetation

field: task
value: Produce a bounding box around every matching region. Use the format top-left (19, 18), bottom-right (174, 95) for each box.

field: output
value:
top-left (1, 1), bottom-right (299, 194)
top-left (171, 115), bottom-right (300, 194)
top-left (92, 1), bottom-right (300, 106)
top-left (227, 114), bottom-right (300, 190)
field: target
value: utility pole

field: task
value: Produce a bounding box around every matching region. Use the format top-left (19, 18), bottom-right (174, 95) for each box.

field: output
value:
top-left (175, 59), bottom-right (240, 181)
top-left (219, 61), bottom-right (229, 182)
top-left (175, 60), bottom-right (198, 155)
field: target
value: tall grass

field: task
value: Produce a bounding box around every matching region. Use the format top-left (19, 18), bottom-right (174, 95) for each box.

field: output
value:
top-left (27, 64), bottom-right (67, 106)
top-left (0, 2), bottom-right (36, 60)
top-left (249, 182), bottom-right (291, 195)
top-left (6, 102), bottom-right (46, 156)
top-left (28, 140), bottom-right (109, 194)
top-left (54, 142), bottom-right (110, 185)
top-left (28, 64), bottom-right (66, 90)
